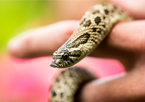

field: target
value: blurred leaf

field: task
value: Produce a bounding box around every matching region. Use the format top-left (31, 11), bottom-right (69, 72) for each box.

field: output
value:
top-left (0, 1), bottom-right (49, 52)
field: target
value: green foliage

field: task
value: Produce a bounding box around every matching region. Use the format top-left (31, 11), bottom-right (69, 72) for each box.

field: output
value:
top-left (0, 1), bottom-right (48, 51)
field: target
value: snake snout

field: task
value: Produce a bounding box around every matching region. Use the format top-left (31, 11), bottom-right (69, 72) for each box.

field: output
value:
top-left (50, 62), bottom-right (58, 68)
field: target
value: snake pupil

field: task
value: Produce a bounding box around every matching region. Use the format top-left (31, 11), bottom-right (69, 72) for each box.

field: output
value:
top-left (62, 53), bottom-right (69, 60)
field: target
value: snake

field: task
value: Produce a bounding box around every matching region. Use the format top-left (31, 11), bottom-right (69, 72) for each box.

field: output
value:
top-left (50, 2), bottom-right (132, 102)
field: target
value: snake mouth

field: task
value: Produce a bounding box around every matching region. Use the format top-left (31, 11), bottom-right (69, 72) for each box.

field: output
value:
top-left (50, 62), bottom-right (58, 68)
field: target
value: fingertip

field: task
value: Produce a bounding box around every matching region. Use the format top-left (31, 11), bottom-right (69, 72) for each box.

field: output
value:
top-left (8, 37), bottom-right (22, 57)
top-left (8, 32), bottom-right (32, 58)
top-left (8, 20), bottom-right (80, 58)
top-left (110, 0), bottom-right (145, 19)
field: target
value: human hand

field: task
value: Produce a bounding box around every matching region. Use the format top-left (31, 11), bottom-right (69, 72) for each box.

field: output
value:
top-left (8, 0), bottom-right (145, 102)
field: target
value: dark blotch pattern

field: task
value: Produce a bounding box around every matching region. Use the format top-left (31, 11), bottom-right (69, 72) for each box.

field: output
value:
top-left (52, 90), bottom-right (57, 97)
top-left (50, 67), bottom-right (97, 102)
top-left (70, 58), bottom-right (74, 63)
top-left (84, 20), bottom-right (91, 27)
top-left (68, 33), bottom-right (90, 48)
top-left (92, 28), bottom-right (97, 32)
top-left (104, 9), bottom-right (109, 14)
top-left (67, 61), bottom-right (70, 65)
top-left (102, 24), bottom-right (106, 28)
top-left (70, 50), bottom-right (81, 57)
top-left (60, 93), bottom-right (64, 98)
top-left (94, 17), bottom-right (101, 25)
top-left (103, 16), bottom-right (106, 19)
top-left (91, 39), bottom-right (98, 45)
top-left (56, 79), bottom-right (60, 82)
top-left (70, 54), bottom-right (81, 57)
top-left (97, 29), bottom-right (101, 34)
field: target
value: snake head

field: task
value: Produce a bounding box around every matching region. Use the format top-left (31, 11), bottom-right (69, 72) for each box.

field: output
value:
top-left (50, 47), bottom-right (82, 68)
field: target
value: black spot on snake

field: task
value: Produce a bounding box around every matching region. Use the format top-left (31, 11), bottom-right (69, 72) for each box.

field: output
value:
top-left (103, 16), bottom-right (106, 19)
top-left (97, 29), bottom-right (101, 34)
top-left (104, 9), bottom-right (109, 14)
top-left (56, 78), bottom-right (60, 82)
top-left (70, 58), bottom-right (74, 63)
top-left (84, 20), bottom-right (91, 27)
top-left (70, 54), bottom-right (81, 57)
top-left (102, 24), bottom-right (106, 28)
top-left (70, 50), bottom-right (81, 57)
top-left (95, 17), bottom-right (101, 25)
top-left (92, 28), bottom-right (97, 32)
top-left (52, 90), bottom-right (57, 97)
top-left (67, 61), bottom-right (70, 65)
top-left (91, 39), bottom-right (98, 45)
top-left (60, 93), bottom-right (64, 98)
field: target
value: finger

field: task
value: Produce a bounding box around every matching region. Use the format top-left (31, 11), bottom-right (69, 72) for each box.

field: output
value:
top-left (110, 0), bottom-right (145, 19)
top-left (8, 20), bottom-right (80, 58)
top-left (78, 67), bottom-right (145, 102)
top-left (90, 20), bottom-right (145, 70)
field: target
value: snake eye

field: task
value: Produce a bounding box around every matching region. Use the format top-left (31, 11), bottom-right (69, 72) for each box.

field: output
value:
top-left (62, 53), bottom-right (69, 60)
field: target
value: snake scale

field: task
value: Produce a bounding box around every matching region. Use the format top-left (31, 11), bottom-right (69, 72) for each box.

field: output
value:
top-left (50, 2), bottom-right (132, 102)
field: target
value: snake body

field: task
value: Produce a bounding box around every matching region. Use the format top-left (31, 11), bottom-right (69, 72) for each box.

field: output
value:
top-left (50, 2), bottom-right (132, 68)
top-left (50, 2), bottom-right (132, 102)
top-left (50, 67), bottom-right (96, 102)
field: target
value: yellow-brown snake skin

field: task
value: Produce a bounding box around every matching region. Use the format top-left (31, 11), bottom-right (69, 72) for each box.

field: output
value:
top-left (50, 67), bottom-right (96, 102)
top-left (50, 3), bottom-right (132, 68)
top-left (50, 3), bottom-right (132, 102)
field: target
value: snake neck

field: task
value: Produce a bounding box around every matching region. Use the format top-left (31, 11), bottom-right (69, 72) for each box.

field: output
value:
top-left (51, 3), bottom-right (132, 68)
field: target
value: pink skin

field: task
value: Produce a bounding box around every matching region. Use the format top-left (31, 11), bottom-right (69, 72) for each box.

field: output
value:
top-left (4, 0), bottom-right (145, 101)
top-left (0, 54), bottom-right (123, 102)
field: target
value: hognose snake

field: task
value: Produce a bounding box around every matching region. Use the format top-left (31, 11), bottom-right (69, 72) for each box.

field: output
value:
top-left (49, 2), bottom-right (132, 102)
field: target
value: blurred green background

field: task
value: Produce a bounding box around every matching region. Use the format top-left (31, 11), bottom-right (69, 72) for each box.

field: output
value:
top-left (0, 0), bottom-right (100, 55)
top-left (0, 1), bottom-right (53, 53)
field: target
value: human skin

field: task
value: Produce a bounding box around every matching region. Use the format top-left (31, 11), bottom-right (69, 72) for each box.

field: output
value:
top-left (8, 0), bottom-right (145, 102)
